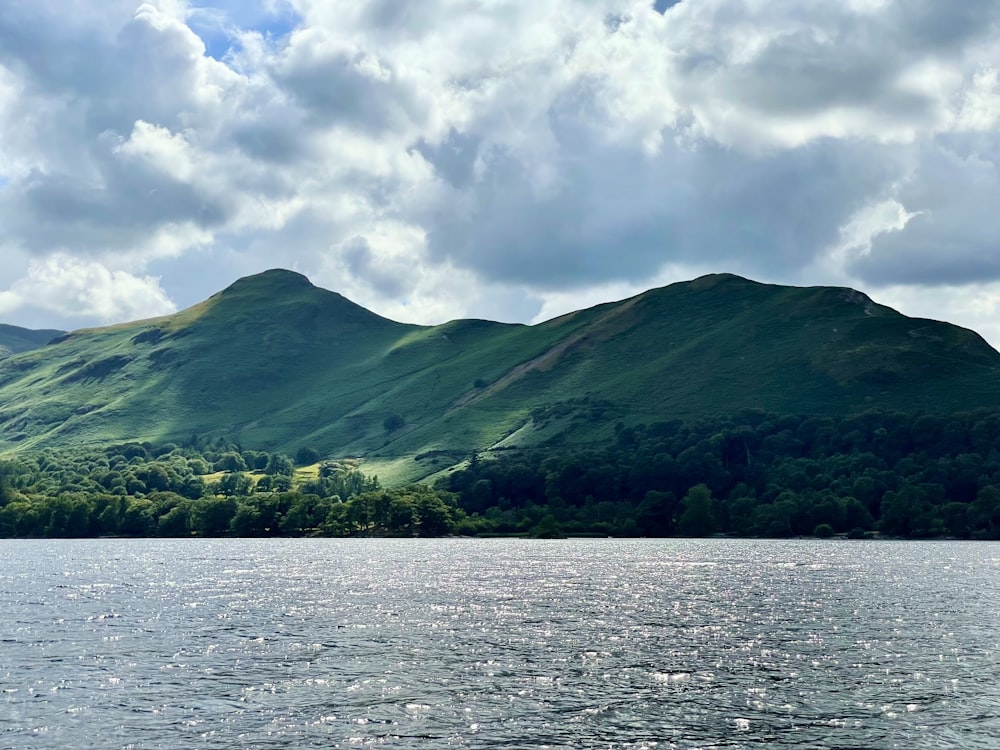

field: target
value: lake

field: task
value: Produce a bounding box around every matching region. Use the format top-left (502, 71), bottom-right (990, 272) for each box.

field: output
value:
top-left (1, 538), bottom-right (998, 748)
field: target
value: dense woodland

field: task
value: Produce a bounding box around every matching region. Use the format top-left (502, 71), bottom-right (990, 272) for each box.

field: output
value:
top-left (2, 409), bottom-right (1000, 539)
top-left (442, 409), bottom-right (1000, 539)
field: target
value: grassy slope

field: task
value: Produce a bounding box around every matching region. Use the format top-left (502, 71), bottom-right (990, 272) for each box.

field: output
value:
top-left (0, 325), bottom-right (65, 358)
top-left (2, 270), bottom-right (1000, 482)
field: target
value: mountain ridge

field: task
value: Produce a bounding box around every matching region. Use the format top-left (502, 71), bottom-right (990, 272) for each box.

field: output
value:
top-left (1, 269), bottom-right (998, 483)
top-left (0, 324), bottom-right (66, 359)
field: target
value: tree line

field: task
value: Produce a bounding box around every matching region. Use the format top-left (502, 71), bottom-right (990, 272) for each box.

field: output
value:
top-left (2, 408), bottom-right (1000, 538)
top-left (438, 409), bottom-right (1000, 539)
top-left (0, 439), bottom-right (461, 538)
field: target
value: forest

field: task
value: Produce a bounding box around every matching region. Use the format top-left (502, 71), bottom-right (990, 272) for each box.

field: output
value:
top-left (2, 408), bottom-right (1000, 539)
top-left (0, 439), bottom-right (457, 538)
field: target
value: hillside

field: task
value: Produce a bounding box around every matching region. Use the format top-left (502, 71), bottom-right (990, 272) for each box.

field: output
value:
top-left (0, 324), bottom-right (65, 359)
top-left (1, 269), bottom-right (999, 482)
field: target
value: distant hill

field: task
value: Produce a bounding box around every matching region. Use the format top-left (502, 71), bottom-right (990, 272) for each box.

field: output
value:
top-left (0, 324), bottom-right (65, 359)
top-left (1, 269), bottom-right (999, 482)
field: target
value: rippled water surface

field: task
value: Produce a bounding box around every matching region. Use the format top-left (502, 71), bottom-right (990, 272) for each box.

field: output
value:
top-left (2, 539), bottom-right (998, 748)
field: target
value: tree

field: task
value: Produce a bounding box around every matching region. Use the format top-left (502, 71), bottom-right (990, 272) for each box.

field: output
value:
top-left (187, 457), bottom-right (212, 475)
top-left (94, 496), bottom-right (125, 535)
top-left (279, 494), bottom-right (325, 535)
top-left (265, 453), bottom-right (294, 477)
top-left (191, 497), bottom-right (237, 536)
top-left (121, 499), bottom-right (156, 536)
top-left (0, 463), bottom-right (14, 507)
top-left (388, 496), bottom-right (415, 531)
top-left (180, 475), bottom-right (206, 499)
top-left (158, 503), bottom-right (190, 536)
top-left (44, 495), bottom-right (92, 537)
top-left (216, 472), bottom-right (252, 497)
top-left (940, 501), bottom-right (970, 538)
top-left (750, 494), bottom-right (797, 537)
top-left (678, 484), bottom-right (716, 537)
top-left (295, 447), bottom-right (320, 466)
top-left (465, 479), bottom-right (493, 514)
top-left (230, 503), bottom-right (263, 537)
top-left (214, 452), bottom-right (247, 472)
top-left (530, 513), bottom-right (562, 538)
top-left (840, 496), bottom-right (873, 531)
top-left (879, 483), bottom-right (933, 537)
top-left (635, 490), bottom-right (676, 536)
top-left (137, 464), bottom-right (171, 492)
top-left (0, 501), bottom-right (43, 536)
top-left (414, 490), bottom-right (456, 536)
top-left (971, 486), bottom-right (1000, 539)
top-left (241, 451), bottom-right (270, 471)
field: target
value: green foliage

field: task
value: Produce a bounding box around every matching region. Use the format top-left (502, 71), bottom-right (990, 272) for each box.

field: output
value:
top-left (241, 451), bottom-right (269, 471)
top-left (0, 462), bottom-right (14, 507)
top-left (214, 472), bottom-right (252, 497)
top-left (678, 484), bottom-right (717, 537)
top-left (7, 406), bottom-right (1000, 539)
top-left (265, 454), bottom-right (294, 476)
top-left (0, 439), bottom-right (430, 538)
top-left (192, 497), bottom-right (238, 536)
top-left (122, 499), bottom-right (156, 536)
top-left (529, 513), bottom-right (563, 538)
top-left (295, 447), bottom-right (320, 466)
top-left (157, 502), bottom-right (191, 537)
top-left (437, 409), bottom-right (1000, 539)
top-left (230, 504), bottom-right (263, 536)
top-left (214, 452), bottom-right (247, 472)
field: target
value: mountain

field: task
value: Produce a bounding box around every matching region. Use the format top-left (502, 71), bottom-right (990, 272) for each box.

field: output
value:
top-left (0, 324), bottom-right (65, 359)
top-left (1, 269), bottom-right (999, 482)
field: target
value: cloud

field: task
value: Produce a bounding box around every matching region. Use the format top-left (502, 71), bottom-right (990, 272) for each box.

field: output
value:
top-left (0, 0), bottom-right (997, 347)
top-left (186, 0), bottom-right (300, 60)
top-left (845, 140), bottom-right (1000, 285)
top-left (270, 29), bottom-right (423, 133)
top-left (0, 255), bottom-right (176, 328)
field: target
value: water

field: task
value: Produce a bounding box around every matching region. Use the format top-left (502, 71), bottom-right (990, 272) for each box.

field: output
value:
top-left (1, 539), bottom-right (998, 749)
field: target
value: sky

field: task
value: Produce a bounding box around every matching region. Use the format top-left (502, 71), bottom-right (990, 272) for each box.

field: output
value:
top-left (0, 1), bottom-right (999, 346)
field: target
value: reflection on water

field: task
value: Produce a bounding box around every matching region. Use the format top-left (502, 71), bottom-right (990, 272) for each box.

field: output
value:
top-left (1, 538), bottom-right (998, 748)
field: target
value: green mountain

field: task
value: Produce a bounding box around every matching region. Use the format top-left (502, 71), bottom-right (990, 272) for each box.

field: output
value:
top-left (1, 269), bottom-right (998, 481)
top-left (0, 324), bottom-right (65, 359)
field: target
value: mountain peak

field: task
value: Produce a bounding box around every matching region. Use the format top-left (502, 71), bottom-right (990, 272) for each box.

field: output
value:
top-left (688, 272), bottom-right (755, 289)
top-left (221, 269), bottom-right (314, 295)
top-left (192, 267), bottom-right (406, 337)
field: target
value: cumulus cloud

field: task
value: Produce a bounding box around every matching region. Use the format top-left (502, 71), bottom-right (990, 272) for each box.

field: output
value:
top-left (0, 0), bottom-right (998, 345)
top-left (0, 255), bottom-right (176, 328)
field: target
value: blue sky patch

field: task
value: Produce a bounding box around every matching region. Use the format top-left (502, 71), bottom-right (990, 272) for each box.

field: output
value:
top-left (186, 1), bottom-right (301, 61)
top-left (653, 0), bottom-right (684, 13)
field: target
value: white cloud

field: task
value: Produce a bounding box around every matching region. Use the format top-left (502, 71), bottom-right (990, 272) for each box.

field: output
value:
top-left (0, 255), bottom-right (176, 327)
top-left (0, 0), bottom-right (998, 348)
top-left (956, 67), bottom-right (1000, 131)
top-left (115, 120), bottom-right (200, 183)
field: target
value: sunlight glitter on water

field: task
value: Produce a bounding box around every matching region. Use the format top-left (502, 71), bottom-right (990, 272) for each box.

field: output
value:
top-left (1, 538), bottom-right (999, 749)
